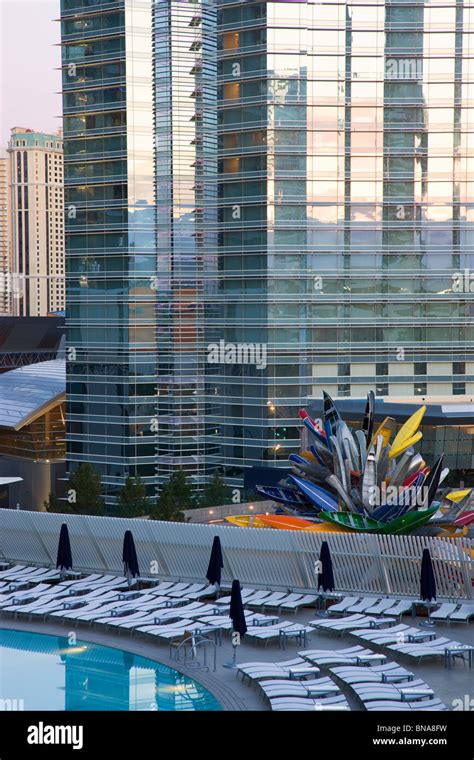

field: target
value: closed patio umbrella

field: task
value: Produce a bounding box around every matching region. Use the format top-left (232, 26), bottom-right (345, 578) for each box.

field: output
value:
top-left (318, 540), bottom-right (335, 592)
top-left (206, 536), bottom-right (223, 588)
top-left (420, 548), bottom-right (436, 626)
top-left (122, 530), bottom-right (140, 588)
top-left (224, 579), bottom-right (247, 668)
top-left (56, 523), bottom-right (72, 581)
top-left (315, 540), bottom-right (335, 617)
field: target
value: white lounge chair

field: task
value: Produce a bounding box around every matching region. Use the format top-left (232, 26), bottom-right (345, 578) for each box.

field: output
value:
top-left (53, 573), bottom-right (103, 588)
top-left (346, 597), bottom-right (381, 614)
top-left (137, 620), bottom-right (205, 640)
top-left (381, 599), bottom-right (413, 620)
top-left (365, 698), bottom-right (447, 711)
top-left (269, 695), bottom-right (349, 711)
top-left (363, 599), bottom-right (402, 616)
top-left (279, 594), bottom-right (318, 613)
top-left (388, 638), bottom-right (474, 664)
top-left (310, 614), bottom-right (396, 634)
top-left (182, 585), bottom-right (216, 600)
top-left (215, 589), bottom-right (264, 607)
top-left (352, 624), bottom-right (427, 646)
top-left (0, 583), bottom-right (55, 607)
top-left (299, 645), bottom-right (387, 667)
top-left (258, 676), bottom-right (340, 701)
top-left (327, 596), bottom-right (360, 616)
top-left (449, 604), bottom-right (474, 625)
top-left (329, 662), bottom-right (413, 684)
top-left (429, 603), bottom-right (458, 622)
top-left (237, 656), bottom-right (311, 681)
top-left (248, 592), bottom-right (288, 609)
top-left (351, 678), bottom-right (433, 704)
top-left (26, 589), bottom-right (123, 618)
top-left (245, 621), bottom-right (312, 647)
top-left (0, 564), bottom-right (28, 578)
top-left (261, 593), bottom-right (303, 610)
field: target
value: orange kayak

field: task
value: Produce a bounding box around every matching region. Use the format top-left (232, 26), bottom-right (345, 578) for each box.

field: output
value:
top-left (303, 521), bottom-right (350, 534)
top-left (257, 514), bottom-right (317, 531)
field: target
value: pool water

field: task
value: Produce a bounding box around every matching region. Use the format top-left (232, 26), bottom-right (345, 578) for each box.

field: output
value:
top-left (0, 629), bottom-right (221, 711)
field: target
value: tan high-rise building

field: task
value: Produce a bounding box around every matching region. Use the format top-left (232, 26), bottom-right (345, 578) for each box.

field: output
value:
top-left (8, 128), bottom-right (65, 316)
top-left (0, 148), bottom-right (12, 315)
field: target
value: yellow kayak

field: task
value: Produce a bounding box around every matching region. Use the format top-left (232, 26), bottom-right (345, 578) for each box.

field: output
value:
top-left (300, 450), bottom-right (319, 463)
top-left (389, 430), bottom-right (423, 459)
top-left (389, 406), bottom-right (426, 459)
top-left (224, 515), bottom-right (267, 528)
top-left (446, 488), bottom-right (472, 503)
top-left (370, 417), bottom-right (396, 448)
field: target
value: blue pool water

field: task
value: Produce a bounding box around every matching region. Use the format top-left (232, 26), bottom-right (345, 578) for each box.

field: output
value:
top-left (0, 629), bottom-right (221, 711)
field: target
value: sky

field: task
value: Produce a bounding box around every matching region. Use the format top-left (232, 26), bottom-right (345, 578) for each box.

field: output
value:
top-left (0, 0), bottom-right (62, 147)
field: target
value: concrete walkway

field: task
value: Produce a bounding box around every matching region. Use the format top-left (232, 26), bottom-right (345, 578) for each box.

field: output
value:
top-left (2, 600), bottom-right (473, 711)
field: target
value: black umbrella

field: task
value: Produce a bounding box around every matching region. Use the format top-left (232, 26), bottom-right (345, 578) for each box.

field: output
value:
top-left (420, 548), bottom-right (436, 601)
top-left (224, 579), bottom-right (247, 668)
top-left (317, 541), bottom-right (335, 592)
top-left (420, 548), bottom-right (436, 627)
top-left (122, 530), bottom-right (140, 588)
top-left (206, 536), bottom-right (223, 587)
top-left (56, 523), bottom-right (72, 579)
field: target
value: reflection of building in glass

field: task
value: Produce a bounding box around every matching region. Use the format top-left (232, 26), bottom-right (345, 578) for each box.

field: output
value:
top-left (61, 0), bottom-right (157, 504)
top-left (61, 0), bottom-right (474, 502)
top-left (215, 0), bottom-right (474, 487)
top-left (154, 0), bottom-right (218, 487)
top-left (0, 315), bottom-right (65, 372)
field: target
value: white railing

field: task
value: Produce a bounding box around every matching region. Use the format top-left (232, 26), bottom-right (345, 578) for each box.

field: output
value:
top-left (0, 509), bottom-right (472, 599)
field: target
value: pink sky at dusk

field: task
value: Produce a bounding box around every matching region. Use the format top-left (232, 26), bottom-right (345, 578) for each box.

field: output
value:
top-left (0, 0), bottom-right (62, 147)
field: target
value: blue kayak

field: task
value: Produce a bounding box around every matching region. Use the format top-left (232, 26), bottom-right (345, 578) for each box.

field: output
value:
top-left (288, 475), bottom-right (339, 512)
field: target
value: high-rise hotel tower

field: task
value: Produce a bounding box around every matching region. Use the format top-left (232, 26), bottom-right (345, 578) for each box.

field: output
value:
top-left (61, 0), bottom-right (474, 504)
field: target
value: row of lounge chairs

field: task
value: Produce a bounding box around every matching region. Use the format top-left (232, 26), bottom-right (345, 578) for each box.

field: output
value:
top-left (310, 613), bottom-right (474, 667)
top-left (0, 568), bottom-right (314, 648)
top-left (236, 645), bottom-right (446, 711)
top-left (328, 595), bottom-right (474, 624)
top-left (0, 565), bottom-right (321, 613)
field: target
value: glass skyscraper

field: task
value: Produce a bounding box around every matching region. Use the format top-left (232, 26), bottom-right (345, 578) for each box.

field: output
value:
top-left (61, 0), bottom-right (157, 503)
top-left (214, 0), bottom-right (474, 487)
top-left (61, 0), bottom-right (474, 504)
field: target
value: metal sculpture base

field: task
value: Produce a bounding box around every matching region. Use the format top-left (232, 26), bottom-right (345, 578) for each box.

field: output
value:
top-left (223, 645), bottom-right (239, 669)
top-left (419, 603), bottom-right (436, 628)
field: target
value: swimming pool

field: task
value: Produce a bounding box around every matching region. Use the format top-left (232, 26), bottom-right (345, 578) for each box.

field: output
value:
top-left (0, 629), bottom-right (221, 711)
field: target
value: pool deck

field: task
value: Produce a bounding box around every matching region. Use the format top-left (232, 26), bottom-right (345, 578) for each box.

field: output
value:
top-left (2, 602), bottom-right (473, 712)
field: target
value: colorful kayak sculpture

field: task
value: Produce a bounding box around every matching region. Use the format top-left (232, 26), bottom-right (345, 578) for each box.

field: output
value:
top-left (253, 391), bottom-right (473, 536)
